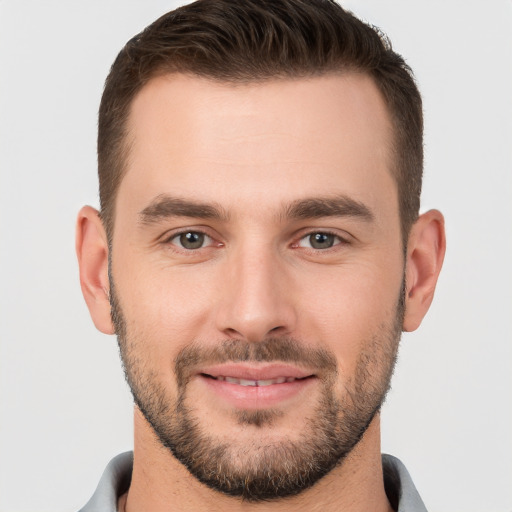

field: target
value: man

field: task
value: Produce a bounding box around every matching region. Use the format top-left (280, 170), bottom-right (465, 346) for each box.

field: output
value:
top-left (76, 0), bottom-right (445, 510)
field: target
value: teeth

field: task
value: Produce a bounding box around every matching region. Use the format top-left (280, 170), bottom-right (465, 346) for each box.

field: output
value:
top-left (216, 376), bottom-right (297, 386)
top-left (239, 379), bottom-right (257, 386)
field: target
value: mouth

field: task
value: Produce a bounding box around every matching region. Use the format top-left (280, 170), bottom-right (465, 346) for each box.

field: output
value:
top-left (201, 374), bottom-right (310, 386)
top-left (196, 364), bottom-right (317, 409)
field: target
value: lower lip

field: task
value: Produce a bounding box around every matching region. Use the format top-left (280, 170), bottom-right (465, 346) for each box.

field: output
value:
top-left (198, 375), bottom-right (316, 409)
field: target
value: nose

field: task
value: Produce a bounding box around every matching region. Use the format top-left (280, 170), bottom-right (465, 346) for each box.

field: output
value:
top-left (215, 246), bottom-right (297, 342)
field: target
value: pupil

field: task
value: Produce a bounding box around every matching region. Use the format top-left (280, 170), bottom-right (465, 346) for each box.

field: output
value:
top-left (310, 233), bottom-right (333, 249)
top-left (180, 232), bottom-right (204, 249)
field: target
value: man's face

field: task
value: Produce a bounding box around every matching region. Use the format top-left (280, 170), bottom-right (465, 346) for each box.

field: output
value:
top-left (110, 73), bottom-right (405, 500)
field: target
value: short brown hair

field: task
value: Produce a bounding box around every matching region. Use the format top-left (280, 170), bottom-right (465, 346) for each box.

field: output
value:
top-left (98, 0), bottom-right (422, 243)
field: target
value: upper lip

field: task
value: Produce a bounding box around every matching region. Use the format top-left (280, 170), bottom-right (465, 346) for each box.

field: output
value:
top-left (198, 363), bottom-right (315, 381)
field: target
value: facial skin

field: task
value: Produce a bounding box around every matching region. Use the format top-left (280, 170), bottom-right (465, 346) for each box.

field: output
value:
top-left (77, 73), bottom-right (445, 511)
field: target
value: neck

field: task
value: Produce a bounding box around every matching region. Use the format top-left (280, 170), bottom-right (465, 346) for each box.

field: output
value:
top-left (121, 409), bottom-right (393, 512)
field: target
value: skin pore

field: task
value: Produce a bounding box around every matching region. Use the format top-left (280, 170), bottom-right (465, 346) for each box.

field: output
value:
top-left (77, 73), bottom-right (445, 512)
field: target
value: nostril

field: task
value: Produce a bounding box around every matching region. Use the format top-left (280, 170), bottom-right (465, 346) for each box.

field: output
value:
top-left (224, 327), bottom-right (242, 338)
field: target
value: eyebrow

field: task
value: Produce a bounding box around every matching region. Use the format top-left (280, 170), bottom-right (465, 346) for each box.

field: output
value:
top-left (139, 195), bottom-right (229, 224)
top-left (138, 193), bottom-right (374, 225)
top-left (283, 195), bottom-right (375, 222)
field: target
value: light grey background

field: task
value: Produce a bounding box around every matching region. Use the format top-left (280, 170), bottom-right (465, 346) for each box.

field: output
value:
top-left (1, 1), bottom-right (511, 511)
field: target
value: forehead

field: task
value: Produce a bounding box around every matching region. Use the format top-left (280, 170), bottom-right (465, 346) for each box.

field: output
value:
top-left (120, 73), bottom-right (396, 220)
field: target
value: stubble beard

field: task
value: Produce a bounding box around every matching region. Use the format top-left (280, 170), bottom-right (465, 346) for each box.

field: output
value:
top-left (110, 279), bottom-right (404, 502)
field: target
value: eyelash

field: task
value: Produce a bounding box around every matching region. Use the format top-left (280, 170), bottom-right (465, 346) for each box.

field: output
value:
top-left (162, 229), bottom-right (349, 253)
top-left (163, 229), bottom-right (221, 251)
top-left (293, 230), bottom-right (348, 251)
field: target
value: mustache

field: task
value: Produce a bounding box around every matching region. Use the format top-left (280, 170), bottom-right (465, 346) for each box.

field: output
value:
top-left (174, 337), bottom-right (337, 386)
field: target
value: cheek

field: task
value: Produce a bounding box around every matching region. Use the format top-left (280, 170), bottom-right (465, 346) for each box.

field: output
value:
top-left (114, 258), bottom-right (218, 354)
top-left (296, 262), bottom-right (403, 366)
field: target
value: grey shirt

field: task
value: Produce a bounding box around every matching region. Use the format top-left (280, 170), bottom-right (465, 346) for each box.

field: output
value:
top-left (79, 452), bottom-right (427, 511)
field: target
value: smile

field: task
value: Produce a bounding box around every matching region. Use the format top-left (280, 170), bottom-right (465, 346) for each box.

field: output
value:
top-left (197, 366), bottom-right (317, 409)
top-left (203, 375), bottom-right (304, 386)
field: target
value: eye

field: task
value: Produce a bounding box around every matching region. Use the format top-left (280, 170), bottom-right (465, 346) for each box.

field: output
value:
top-left (297, 232), bottom-right (342, 250)
top-left (170, 231), bottom-right (212, 250)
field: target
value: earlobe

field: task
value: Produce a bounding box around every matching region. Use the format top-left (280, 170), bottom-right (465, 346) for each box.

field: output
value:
top-left (403, 209), bottom-right (446, 332)
top-left (75, 206), bottom-right (115, 335)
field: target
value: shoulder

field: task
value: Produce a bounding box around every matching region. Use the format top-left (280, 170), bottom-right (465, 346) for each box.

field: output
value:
top-left (78, 452), bottom-right (133, 512)
top-left (382, 454), bottom-right (428, 512)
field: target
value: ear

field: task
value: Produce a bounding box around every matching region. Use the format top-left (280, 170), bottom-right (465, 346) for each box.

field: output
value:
top-left (403, 209), bottom-right (446, 332)
top-left (76, 206), bottom-right (114, 334)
